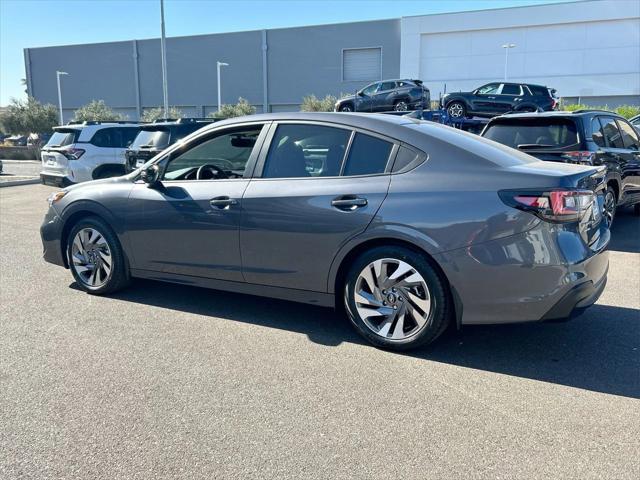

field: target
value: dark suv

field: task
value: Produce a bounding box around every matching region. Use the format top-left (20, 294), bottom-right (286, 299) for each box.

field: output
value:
top-left (125, 118), bottom-right (214, 172)
top-left (335, 79), bottom-right (430, 113)
top-left (482, 110), bottom-right (640, 225)
top-left (441, 82), bottom-right (557, 119)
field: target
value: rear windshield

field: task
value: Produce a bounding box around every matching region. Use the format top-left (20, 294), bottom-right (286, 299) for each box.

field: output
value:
top-left (483, 119), bottom-right (579, 149)
top-left (46, 130), bottom-right (79, 147)
top-left (130, 128), bottom-right (171, 149)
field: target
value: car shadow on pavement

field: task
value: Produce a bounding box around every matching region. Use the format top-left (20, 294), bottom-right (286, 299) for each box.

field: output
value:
top-left (608, 207), bottom-right (640, 254)
top-left (98, 279), bottom-right (639, 399)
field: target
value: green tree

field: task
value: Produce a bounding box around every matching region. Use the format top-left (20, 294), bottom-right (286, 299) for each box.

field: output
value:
top-left (0, 96), bottom-right (58, 135)
top-left (73, 100), bottom-right (126, 122)
top-left (210, 97), bottom-right (256, 120)
top-left (300, 94), bottom-right (338, 112)
top-left (141, 106), bottom-right (184, 122)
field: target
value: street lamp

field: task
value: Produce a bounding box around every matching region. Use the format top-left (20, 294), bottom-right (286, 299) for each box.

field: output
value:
top-left (217, 61), bottom-right (229, 112)
top-left (502, 43), bottom-right (516, 81)
top-left (160, 0), bottom-right (169, 118)
top-left (56, 71), bottom-right (68, 124)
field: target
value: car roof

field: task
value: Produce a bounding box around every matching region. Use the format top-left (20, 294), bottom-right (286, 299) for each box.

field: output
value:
top-left (488, 110), bottom-right (625, 122)
top-left (196, 112), bottom-right (424, 140)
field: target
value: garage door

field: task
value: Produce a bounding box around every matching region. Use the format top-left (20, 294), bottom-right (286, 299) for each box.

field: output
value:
top-left (343, 47), bottom-right (381, 82)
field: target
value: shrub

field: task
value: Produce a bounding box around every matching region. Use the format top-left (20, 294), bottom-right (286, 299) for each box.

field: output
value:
top-left (210, 98), bottom-right (256, 119)
top-left (141, 106), bottom-right (184, 122)
top-left (73, 100), bottom-right (126, 122)
top-left (560, 103), bottom-right (640, 119)
top-left (0, 97), bottom-right (58, 135)
top-left (300, 94), bottom-right (338, 112)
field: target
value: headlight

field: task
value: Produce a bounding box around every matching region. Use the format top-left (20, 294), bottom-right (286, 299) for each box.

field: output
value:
top-left (47, 191), bottom-right (66, 206)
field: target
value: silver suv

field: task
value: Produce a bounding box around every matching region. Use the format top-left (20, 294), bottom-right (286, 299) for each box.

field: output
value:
top-left (40, 121), bottom-right (142, 187)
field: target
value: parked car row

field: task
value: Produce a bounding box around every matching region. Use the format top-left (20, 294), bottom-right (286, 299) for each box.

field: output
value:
top-left (481, 109), bottom-right (640, 225)
top-left (334, 79), bottom-right (430, 113)
top-left (41, 112), bottom-right (610, 350)
top-left (40, 118), bottom-right (214, 187)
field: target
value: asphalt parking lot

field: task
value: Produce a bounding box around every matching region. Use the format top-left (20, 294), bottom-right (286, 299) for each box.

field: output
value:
top-left (1, 184), bottom-right (639, 479)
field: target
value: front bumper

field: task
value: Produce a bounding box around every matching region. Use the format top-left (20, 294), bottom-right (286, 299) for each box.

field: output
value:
top-left (40, 208), bottom-right (66, 267)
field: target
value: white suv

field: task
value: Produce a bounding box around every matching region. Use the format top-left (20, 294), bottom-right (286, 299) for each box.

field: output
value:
top-left (40, 122), bottom-right (142, 186)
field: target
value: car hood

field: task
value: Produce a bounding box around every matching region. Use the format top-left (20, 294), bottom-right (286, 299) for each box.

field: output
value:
top-left (337, 94), bottom-right (356, 104)
top-left (63, 175), bottom-right (133, 195)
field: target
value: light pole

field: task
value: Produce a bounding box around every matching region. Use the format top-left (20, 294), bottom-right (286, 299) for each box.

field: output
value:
top-left (160, 0), bottom-right (169, 118)
top-left (56, 71), bottom-right (68, 124)
top-left (217, 61), bottom-right (229, 112)
top-left (502, 43), bottom-right (516, 81)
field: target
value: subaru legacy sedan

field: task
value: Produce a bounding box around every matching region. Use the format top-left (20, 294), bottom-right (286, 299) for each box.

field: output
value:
top-left (40, 113), bottom-right (609, 350)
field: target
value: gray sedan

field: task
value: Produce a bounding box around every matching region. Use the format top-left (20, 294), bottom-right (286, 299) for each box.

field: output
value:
top-left (40, 112), bottom-right (609, 350)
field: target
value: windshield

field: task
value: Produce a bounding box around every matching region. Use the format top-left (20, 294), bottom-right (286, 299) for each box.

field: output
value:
top-left (45, 130), bottom-right (79, 147)
top-left (131, 128), bottom-right (170, 149)
top-left (483, 119), bottom-right (579, 149)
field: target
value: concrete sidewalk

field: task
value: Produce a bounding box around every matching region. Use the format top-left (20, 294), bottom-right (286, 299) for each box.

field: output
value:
top-left (0, 160), bottom-right (41, 187)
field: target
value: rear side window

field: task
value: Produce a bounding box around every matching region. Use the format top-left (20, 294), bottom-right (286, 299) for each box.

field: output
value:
top-left (501, 84), bottom-right (521, 95)
top-left (528, 85), bottom-right (550, 97)
top-left (343, 133), bottom-right (393, 176)
top-left (483, 119), bottom-right (578, 149)
top-left (46, 130), bottom-right (79, 147)
top-left (591, 118), bottom-right (606, 147)
top-left (91, 127), bottom-right (139, 148)
top-left (599, 117), bottom-right (624, 148)
top-left (262, 124), bottom-right (350, 178)
top-left (616, 120), bottom-right (640, 150)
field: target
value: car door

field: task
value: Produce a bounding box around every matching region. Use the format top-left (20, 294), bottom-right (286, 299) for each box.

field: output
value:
top-left (494, 83), bottom-right (523, 113)
top-left (370, 81), bottom-right (397, 112)
top-left (239, 122), bottom-right (394, 292)
top-left (615, 118), bottom-right (640, 201)
top-left (125, 122), bottom-right (269, 281)
top-left (471, 83), bottom-right (501, 114)
top-left (356, 82), bottom-right (380, 112)
top-left (592, 116), bottom-right (636, 203)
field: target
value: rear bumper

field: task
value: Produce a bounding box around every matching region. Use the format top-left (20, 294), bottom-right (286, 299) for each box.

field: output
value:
top-left (435, 223), bottom-right (610, 325)
top-left (541, 270), bottom-right (607, 321)
top-left (41, 173), bottom-right (73, 188)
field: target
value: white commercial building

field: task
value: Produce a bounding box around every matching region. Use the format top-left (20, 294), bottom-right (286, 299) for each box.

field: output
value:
top-left (400, 0), bottom-right (640, 105)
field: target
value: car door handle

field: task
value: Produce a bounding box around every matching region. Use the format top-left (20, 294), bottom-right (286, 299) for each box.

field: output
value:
top-left (209, 196), bottom-right (238, 209)
top-left (331, 196), bottom-right (368, 211)
top-left (487, 96), bottom-right (496, 99)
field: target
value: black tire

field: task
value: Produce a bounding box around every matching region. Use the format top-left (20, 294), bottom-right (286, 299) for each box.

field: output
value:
top-left (66, 216), bottom-right (130, 295)
top-left (393, 99), bottom-right (409, 112)
top-left (343, 246), bottom-right (451, 351)
top-left (446, 101), bottom-right (467, 119)
top-left (603, 186), bottom-right (617, 228)
top-left (339, 104), bottom-right (353, 112)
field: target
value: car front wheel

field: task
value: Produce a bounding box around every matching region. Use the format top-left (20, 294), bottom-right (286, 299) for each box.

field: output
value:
top-left (446, 101), bottom-right (466, 119)
top-left (344, 246), bottom-right (450, 350)
top-left (339, 104), bottom-right (353, 112)
top-left (67, 217), bottom-right (130, 295)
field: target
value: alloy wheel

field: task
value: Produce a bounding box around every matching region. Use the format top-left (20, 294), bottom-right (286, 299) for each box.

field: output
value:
top-left (340, 105), bottom-right (353, 112)
top-left (354, 258), bottom-right (432, 340)
top-left (447, 103), bottom-right (464, 118)
top-left (394, 101), bottom-right (408, 112)
top-left (70, 227), bottom-right (113, 288)
top-left (603, 190), bottom-right (616, 228)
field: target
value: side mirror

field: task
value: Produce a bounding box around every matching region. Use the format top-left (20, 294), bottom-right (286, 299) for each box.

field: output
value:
top-left (357, 91), bottom-right (365, 97)
top-left (140, 164), bottom-right (160, 186)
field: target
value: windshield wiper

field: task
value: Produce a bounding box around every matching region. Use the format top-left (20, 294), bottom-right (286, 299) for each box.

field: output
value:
top-left (517, 144), bottom-right (556, 149)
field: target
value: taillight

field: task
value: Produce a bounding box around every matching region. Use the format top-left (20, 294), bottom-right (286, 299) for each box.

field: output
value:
top-left (561, 151), bottom-right (594, 165)
top-left (61, 148), bottom-right (85, 160)
top-left (551, 98), bottom-right (558, 110)
top-left (500, 189), bottom-right (596, 223)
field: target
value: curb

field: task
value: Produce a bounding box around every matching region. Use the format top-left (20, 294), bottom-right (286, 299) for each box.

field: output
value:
top-left (0, 178), bottom-right (40, 188)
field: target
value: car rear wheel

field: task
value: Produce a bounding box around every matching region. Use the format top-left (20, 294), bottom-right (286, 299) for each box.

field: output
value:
top-left (603, 186), bottom-right (617, 228)
top-left (394, 100), bottom-right (408, 112)
top-left (344, 246), bottom-right (450, 350)
top-left (67, 217), bottom-right (130, 295)
top-left (446, 101), bottom-right (466, 119)
top-left (339, 104), bottom-right (353, 112)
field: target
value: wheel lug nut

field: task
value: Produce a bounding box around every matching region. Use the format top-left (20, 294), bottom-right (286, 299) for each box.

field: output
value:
top-left (392, 288), bottom-right (396, 292)
top-left (383, 301), bottom-right (387, 306)
top-left (382, 290), bottom-right (387, 294)
top-left (393, 305), bottom-right (398, 310)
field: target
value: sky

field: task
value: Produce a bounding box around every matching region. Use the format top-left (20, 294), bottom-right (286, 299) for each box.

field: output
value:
top-left (0, 0), bottom-right (572, 105)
